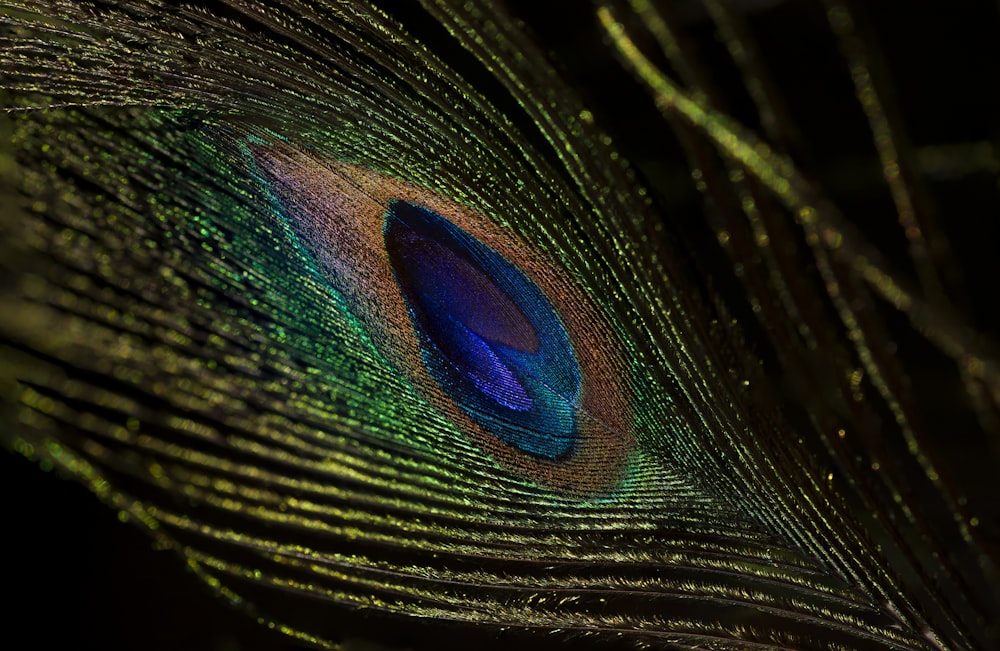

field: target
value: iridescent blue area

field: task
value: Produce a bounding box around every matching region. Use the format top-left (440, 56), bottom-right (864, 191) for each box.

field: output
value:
top-left (383, 200), bottom-right (581, 460)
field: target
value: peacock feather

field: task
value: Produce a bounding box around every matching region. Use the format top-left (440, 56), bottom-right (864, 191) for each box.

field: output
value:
top-left (1, 1), bottom-right (998, 649)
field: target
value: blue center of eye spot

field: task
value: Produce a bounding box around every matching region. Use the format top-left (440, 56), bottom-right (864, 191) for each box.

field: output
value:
top-left (383, 200), bottom-right (582, 461)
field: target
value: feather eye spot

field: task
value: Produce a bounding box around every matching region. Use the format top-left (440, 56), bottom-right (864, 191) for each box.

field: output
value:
top-left (251, 142), bottom-right (633, 494)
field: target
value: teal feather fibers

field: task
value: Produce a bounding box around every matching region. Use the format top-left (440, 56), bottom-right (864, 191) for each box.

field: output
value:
top-left (1, 1), bottom-right (998, 650)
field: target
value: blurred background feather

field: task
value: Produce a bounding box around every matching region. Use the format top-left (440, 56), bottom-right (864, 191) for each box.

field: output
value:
top-left (1, 0), bottom-right (999, 649)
